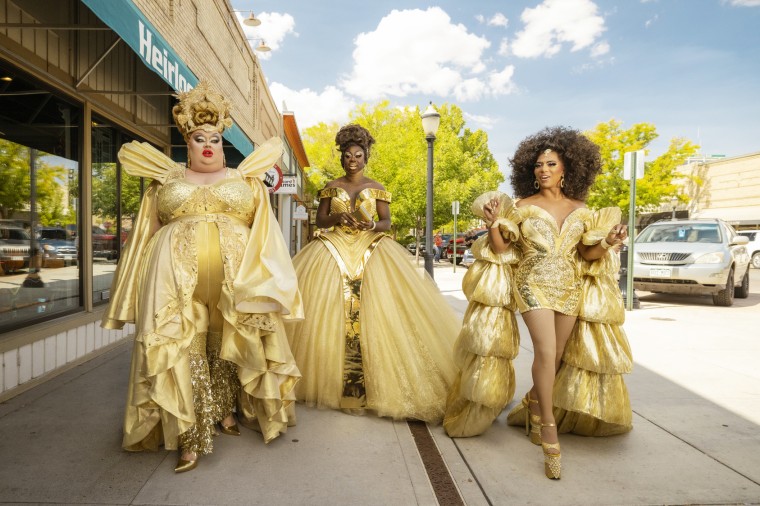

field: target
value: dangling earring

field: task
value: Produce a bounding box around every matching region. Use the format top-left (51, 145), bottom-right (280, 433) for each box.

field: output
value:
top-left (534, 179), bottom-right (540, 190)
top-left (187, 157), bottom-right (192, 170)
top-left (560, 175), bottom-right (565, 188)
top-left (223, 154), bottom-right (227, 168)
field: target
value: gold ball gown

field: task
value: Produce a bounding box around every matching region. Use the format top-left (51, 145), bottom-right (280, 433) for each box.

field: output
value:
top-left (286, 187), bottom-right (459, 423)
top-left (102, 138), bottom-right (303, 455)
top-left (444, 191), bottom-right (632, 437)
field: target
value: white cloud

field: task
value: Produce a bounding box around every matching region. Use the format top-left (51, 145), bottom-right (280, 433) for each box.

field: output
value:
top-left (590, 41), bottom-right (610, 57)
top-left (269, 83), bottom-right (356, 128)
top-left (488, 13), bottom-right (509, 27)
top-left (340, 7), bottom-right (501, 102)
top-left (463, 112), bottom-right (498, 130)
top-left (237, 11), bottom-right (297, 60)
top-left (475, 14), bottom-right (485, 23)
top-left (498, 38), bottom-right (510, 57)
top-left (489, 65), bottom-right (517, 94)
top-left (511, 0), bottom-right (607, 58)
top-left (645, 14), bottom-right (659, 28)
top-left (726, 0), bottom-right (760, 5)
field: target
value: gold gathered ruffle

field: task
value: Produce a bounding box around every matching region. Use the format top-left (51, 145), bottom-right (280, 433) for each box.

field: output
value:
top-left (443, 201), bottom-right (522, 437)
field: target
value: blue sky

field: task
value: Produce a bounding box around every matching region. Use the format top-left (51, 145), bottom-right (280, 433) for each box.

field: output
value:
top-left (231, 0), bottom-right (760, 191)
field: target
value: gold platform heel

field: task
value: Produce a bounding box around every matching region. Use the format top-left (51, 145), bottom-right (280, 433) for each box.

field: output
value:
top-left (541, 422), bottom-right (561, 480)
top-left (523, 392), bottom-right (542, 445)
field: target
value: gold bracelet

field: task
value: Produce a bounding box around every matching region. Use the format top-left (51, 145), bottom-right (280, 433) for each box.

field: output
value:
top-left (489, 220), bottom-right (501, 229)
top-left (370, 221), bottom-right (376, 230)
top-left (600, 238), bottom-right (612, 250)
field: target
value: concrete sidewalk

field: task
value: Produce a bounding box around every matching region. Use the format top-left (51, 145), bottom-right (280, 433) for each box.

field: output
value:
top-left (0, 262), bottom-right (759, 505)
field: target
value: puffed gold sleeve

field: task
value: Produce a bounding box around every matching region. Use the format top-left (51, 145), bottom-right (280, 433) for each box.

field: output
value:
top-left (471, 190), bottom-right (520, 242)
top-left (117, 141), bottom-right (179, 183)
top-left (581, 206), bottom-right (622, 248)
top-left (237, 137), bottom-right (284, 179)
top-left (101, 181), bottom-right (162, 329)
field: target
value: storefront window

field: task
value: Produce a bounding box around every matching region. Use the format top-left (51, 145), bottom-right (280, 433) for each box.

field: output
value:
top-left (0, 65), bottom-right (81, 332)
top-left (91, 118), bottom-right (140, 305)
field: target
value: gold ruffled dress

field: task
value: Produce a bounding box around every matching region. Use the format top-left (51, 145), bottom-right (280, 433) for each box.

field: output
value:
top-left (102, 139), bottom-right (303, 454)
top-left (444, 191), bottom-right (632, 437)
top-left (286, 187), bottom-right (459, 423)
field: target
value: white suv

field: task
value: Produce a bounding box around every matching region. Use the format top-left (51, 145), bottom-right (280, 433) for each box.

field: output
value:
top-left (737, 230), bottom-right (760, 269)
top-left (632, 219), bottom-right (750, 306)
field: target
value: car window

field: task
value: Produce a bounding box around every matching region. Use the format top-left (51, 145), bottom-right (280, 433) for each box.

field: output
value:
top-left (8, 229), bottom-right (31, 240)
top-left (739, 231), bottom-right (756, 241)
top-left (637, 224), bottom-right (721, 244)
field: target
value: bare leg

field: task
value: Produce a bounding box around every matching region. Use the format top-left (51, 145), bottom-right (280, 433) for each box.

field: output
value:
top-left (521, 309), bottom-right (559, 446)
top-left (553, 313), bottom-right (578, 372)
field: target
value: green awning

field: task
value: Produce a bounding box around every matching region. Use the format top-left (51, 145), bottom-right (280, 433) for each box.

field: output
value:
top-left (81, 0), bottom-right (254, 155)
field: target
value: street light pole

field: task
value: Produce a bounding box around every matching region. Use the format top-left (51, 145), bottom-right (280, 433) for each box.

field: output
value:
top-left (421, 102), bottom-right (440, 279)
top-left (671, 195), bottom-right (678, 220)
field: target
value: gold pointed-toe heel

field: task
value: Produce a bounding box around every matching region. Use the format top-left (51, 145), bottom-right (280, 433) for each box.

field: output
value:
top-left (219, 422), bottom-right (240, 436)
top-left (219, 414), bottom-right (241, 436)
top-left (541, 423), bottom-right (561, 480)
top-left (522, 392), bottom-right (542, 445)
top-left (175, 453), bottom-right (199, 473)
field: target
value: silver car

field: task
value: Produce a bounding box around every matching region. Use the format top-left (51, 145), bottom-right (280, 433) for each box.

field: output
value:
top-left (632, 219), bottom-right (750, 306)
top-left (737, 230), bottom-right (760, 269)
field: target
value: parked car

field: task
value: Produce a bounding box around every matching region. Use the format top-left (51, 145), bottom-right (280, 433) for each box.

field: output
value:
top-left (460, 248), bottom-right (475, 267)
top-left (448, 230), bottom-right (487, 263)
top-left (37, 227), bottom-right (77, 268)
top-left (92, 226), bottom-right (118, 260)
top-left (0, 223), bottom-right (31, 274)
top-left (632, 219), bottom-right (750, 306)
top-left (737, 230), bottom-right (760, 269)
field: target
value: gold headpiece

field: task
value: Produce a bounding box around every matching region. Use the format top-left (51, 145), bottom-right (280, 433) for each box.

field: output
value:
top-left (172, 81), bottom-right (233, 141)
top-left (542, 148), bottom-right (553, 155)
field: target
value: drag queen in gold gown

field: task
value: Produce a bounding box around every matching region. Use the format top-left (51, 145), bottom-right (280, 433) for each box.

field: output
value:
top-left (286, 124), bottom-right (459, 423)
top-left (444, 127), bottom-right (632, 480)
top-left (102, 82), bottom-right (303, 473)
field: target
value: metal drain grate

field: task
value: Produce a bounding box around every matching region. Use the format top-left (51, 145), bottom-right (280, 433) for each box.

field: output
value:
top-left (407, 420), bottom-right (465, 506)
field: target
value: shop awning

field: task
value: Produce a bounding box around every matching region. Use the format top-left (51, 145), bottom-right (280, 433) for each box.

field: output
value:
top-left (81, 0), bottom-right (254, 155)
top-left (693, 206), bottom-right (760, 226)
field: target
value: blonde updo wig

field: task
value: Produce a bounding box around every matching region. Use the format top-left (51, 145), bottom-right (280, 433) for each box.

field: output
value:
top-left (172, 80), bottom-right (233, 141)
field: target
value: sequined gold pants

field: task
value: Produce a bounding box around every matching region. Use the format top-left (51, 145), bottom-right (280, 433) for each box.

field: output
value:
top-left (177, 222), bottom-right (239, 454)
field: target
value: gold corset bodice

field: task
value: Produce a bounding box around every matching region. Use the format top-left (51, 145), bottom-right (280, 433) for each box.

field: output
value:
top-left (318, 186), bottom-right (392, 235)
top-left (157, 169), bottom-right (255, 225)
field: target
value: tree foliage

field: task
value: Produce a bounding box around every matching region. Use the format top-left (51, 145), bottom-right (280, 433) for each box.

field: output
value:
top-left (91, 163), bottom-right (142, 225)
top-left (0, 139), bottom-right (73, 225)
top-left (301, 101), bottom-right (504, 236)
top-left (585, 119), bottom-right (699, 219)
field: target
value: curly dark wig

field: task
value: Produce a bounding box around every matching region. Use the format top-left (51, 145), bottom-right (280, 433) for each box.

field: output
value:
top-left (509, 126), bottom-right (601, 200)
top-left (335, 123), bottom-right (376, 160)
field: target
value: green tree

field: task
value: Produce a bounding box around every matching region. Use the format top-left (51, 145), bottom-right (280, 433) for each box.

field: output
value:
top-left (0, 139), bottom-right (30, 219)
top-left (91, 163), bottom-right (142, 226)
top-left (586, 119), bottom-right (699, 219)
top-left (301, 101), bottom-right (504, 237)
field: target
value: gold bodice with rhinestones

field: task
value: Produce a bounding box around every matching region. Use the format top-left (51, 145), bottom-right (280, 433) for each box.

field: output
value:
top-left (513, 205), bottom-right (592, 315)
top-left (157, 168), bottom-right (254, 226)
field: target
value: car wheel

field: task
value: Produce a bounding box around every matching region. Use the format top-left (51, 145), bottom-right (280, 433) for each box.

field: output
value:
top-left (752, 252), bottom-right (760, 269)
top-left (712, 268), bottom-right (735, 306)
top-left (735, 268), bottom-right (750, 299)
